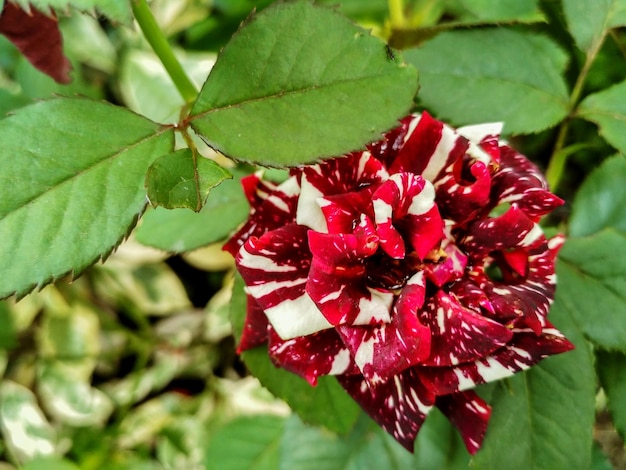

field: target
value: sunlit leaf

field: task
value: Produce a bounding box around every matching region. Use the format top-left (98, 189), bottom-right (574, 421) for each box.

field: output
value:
top-left (405, 28), bottom-right (569, 134)
top-left (190, 0), bottom-right (418, 166)
top-left (0, 381), bottom-right (58, 463)
top-left (0, 98), bottom-right (174, 299)
top-left (146, 149), bottom-right (232, 211)
top-left (578, 82), bottom-right (626, 155)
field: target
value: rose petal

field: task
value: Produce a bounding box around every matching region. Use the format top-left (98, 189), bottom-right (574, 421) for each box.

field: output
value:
top-left (373, 173), bottom-right (442, 259)
top-left (419, 291), bottom-right (513, 366)
top-left (307, 231), bottom-right (394, 325)
top-left (390, 112), bottom-right (470, 183)
top-left (420, 324), bottom-right (574, 395)
top-left (268, 329), bottom-right (355, 385)
top-left (237, 224), bottom-right (332, 339)
top-left (238, 295), bottom-right (269, 352)
top-left (224, 176), bottom-right (300, 256)
top-left (338, 368), bottom-right (435, 452)
top-left (318, 186), bottom-right (376, 234)
top-left (435, 159), bottom-right (492, 223)
top-left (337, 272), bottom-right (431, 383)
top-left (436, 390), bottom-right (491, 455)
top-left (471, 235), bottom-right (564, 333)
top-left (424, 241), bottom-right (468, 287)
top-left (492, 147), bottom-right (564, 220)
top-left (297, 152), bottom-right (387, 232)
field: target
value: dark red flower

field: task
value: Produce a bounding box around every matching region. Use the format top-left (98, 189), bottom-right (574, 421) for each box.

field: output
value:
top-left (226, 112), bottom-right (573, 454)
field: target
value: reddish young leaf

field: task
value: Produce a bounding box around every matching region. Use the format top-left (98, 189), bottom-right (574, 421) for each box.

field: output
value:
top-left (0, 2), bottom-right (71, 83)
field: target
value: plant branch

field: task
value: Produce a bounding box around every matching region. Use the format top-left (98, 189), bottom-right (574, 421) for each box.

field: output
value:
top-left (131, 0), bottom-right (197, 104)
top-left (546, 33), bottom-right (606, 191)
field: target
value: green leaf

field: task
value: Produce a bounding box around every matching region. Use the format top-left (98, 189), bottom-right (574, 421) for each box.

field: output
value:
top-left (0, 380), bottom-right (58, 463)
top-left (10, 0), bottom-right (131, 23)
top-left (562, 0), bottom-right (626, 53)
top-left (0, 98), bottom-right (174, 299)
top-left (578, 81), bottom-right (626, 154)
top-left (569, 155), bottom-right (626, 237)
top-left (591, 443), bottom-right (614, 470)
top-left (204, 415), bottom-right (285, 470)
top-left (118, 49), bottom-right (215, 124)
top-left (473, 292), bottom-right (595, 470)
top-left (597, 349), bottom-right (626, 440)
top-left (37, 362), bottom-right (114, 427)
top-left (405, 28), bottom-right (569, 134)
top-left (448, 0), bottom-right (544, 22)
top-left (279, 413), bottom-right (414, 470)
top-left (146, 149), bottom-right (231, 211)
top-left (135, 169), bottom-right (250, 252)
top-left (22, 458), bottom-right (80, 470)
top-left (0, 88), bottom-right (30, 118)
top-left (190, 0), bottom-right (418, 166)
top-left (557, 230), bottom-right (626, 350)
top-left (0, 302), bottom-right (17, 349)
top-left (230, 274), bottom-right (360, 433)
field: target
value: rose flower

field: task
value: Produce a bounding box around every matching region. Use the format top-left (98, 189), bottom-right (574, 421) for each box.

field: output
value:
top-left (224, 112), bottom-right (573, 454)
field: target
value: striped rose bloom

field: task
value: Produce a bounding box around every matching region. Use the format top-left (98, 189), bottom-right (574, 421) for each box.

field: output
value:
top-left (224, 112), bottom-right (573, 454)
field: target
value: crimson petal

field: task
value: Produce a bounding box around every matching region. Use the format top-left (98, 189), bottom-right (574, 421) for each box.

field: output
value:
top-left (337, 272), bottom-right (431, 383)
top-left (419, 291), bottom-right (513, 367)
top-left (268, 329), bottom-right (355, 386)
top-left (420, 324), bottom-right (574, 395)
top-left (436, 390), bottom-right (491, 455)
top-left (307, 231), bottom-right (394, 326)
top-left (373, 173), bottom-right (443, 259)
top-left (297, 152), bottom-right (387, 232)
top-left (237, 295), bottom-right (269, 352)
top-left (224, 176), bottom-right (299, 256)
top-left (236, 224), bottom-right (332, 339)
top-left (492, 147), bottom-right (564, 221)
top-left (338, 368), bottom-right (435, 452)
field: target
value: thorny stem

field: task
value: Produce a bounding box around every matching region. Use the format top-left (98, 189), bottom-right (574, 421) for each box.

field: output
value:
top-left (546, 33), bottom-right (607, 191)
top-left (131, 0), bottom-right (197, 105)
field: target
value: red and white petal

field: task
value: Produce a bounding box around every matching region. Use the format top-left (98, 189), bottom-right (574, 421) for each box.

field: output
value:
top-left (224, 176), bottom-right (300, 256)
top-left (471, 235), bottom-right (564, 333)
top-left (373, 173), bottom-right (442, 259)
top-left (268, 329), bottom-right (355, 386)
top-left (337, 273), bottom-right (431, 383)
top-left (238, 295), bottom-right (269, 353)
top-left (492, 147), bottom-right (564, 220)
top-left (338, 368), bottom-right (436, 452)
top-left (424, 241), bottom-right (468, 287)
top-left (297, 152), bottom-right (388, 232)
top-left (390, 112), bottom-right (470, 183)
top-left (307, 231), bottom-right (394, 325)
top-left (436, 390), bottom-right (491, 455)
top-left (420, 325), bottom-right (574, 395)
top-left (457, 122), bottom-right (503, 164)
top-left (318, 186), bottom-right (376, 234)
top-left (419, 291), bottom-right (513, 367)
top-left (463, 204), bottom-right (542, 255)
top-left (236, 224), bottom-right (332, 339)
top-left (435, 159), bottom-right (492, 223)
